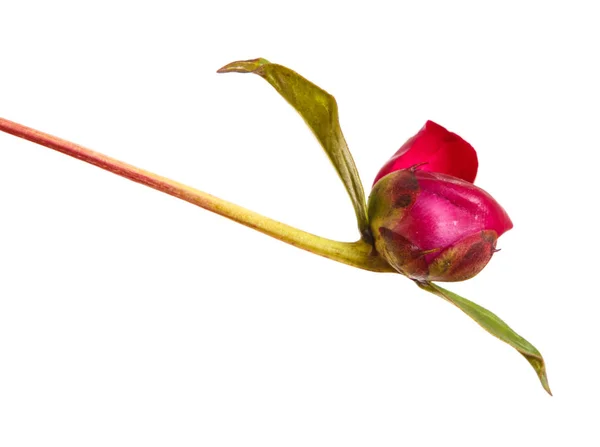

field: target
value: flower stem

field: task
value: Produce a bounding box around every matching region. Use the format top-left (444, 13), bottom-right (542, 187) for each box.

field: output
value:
top-left (0, 117), bottom-right (394, 273)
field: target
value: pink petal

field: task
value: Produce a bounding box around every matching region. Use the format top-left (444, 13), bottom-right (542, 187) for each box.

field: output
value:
top-left (396, 171), bottom-right (512, 253)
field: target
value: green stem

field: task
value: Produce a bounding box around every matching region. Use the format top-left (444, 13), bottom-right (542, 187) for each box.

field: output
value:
top-left (0, 117), bottom-right (394, 273)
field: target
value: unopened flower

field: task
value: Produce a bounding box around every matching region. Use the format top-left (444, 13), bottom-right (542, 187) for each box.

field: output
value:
top-left (369, 121), bottom-right (511, 281)
top-left (0, 58), bottom-right (550, 394)
top-left (368, 165), bottom-right (512, 281)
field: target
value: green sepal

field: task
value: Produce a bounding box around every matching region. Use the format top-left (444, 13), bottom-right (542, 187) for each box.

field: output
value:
top-left (416, 281), bottom-right (551, 395)
top-left (217, 58), bottom-right (371, 242)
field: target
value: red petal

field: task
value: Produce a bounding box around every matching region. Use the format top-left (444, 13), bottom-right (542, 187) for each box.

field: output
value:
top-left (373, 121), bottom-right (479, 185)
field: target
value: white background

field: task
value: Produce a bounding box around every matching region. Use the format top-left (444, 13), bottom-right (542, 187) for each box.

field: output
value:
top-left (1, 1), bottom-right (598, 446)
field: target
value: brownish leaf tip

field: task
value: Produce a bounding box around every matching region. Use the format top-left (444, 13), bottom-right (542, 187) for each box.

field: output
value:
top-left (216, 58), bottom-right (271, 74)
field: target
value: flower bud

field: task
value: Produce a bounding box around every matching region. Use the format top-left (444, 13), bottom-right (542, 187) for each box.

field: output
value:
top-left (373, 120), bottom-right (478, 185)
top-left (368, 167), bottom-right (512, 282)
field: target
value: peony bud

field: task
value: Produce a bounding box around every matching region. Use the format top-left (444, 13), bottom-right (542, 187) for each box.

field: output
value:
top-left (373, 120), bottom-right (478, 185)
top-left (368, 123), bottom-right (512, 282)
top-left (0, 58), bottom-right (550, 394)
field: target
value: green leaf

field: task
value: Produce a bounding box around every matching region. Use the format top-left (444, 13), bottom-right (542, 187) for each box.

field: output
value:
top-left (217, 58), bottom-right (371, 241)
top-left (416, 281), bottom-right (551, 395)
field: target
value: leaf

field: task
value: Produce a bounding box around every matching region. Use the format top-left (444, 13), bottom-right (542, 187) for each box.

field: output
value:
top-left (217, 58), bottom-right (371, 241)
top-left (416, 280), bottom-right (551, 395)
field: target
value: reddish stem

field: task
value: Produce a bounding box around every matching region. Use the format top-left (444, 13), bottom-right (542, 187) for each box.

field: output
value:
top-left (0, 117), bottom-right (393, 273)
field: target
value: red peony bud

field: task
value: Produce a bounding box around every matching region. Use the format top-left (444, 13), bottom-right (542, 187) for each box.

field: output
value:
top-left (368, 123), bottom-right (512, 282)
top-left (373, 120), bottom-right (479, 185)
top-left (0, 59), bottom-right (550, 394)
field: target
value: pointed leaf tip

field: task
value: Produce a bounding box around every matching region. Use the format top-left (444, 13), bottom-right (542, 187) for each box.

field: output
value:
top-left (417, 281), bottom-right (552, 396)
top-left (217, 57), bottom-right (371, 241)
top-left (216, 58), bottom-right (271, 74)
